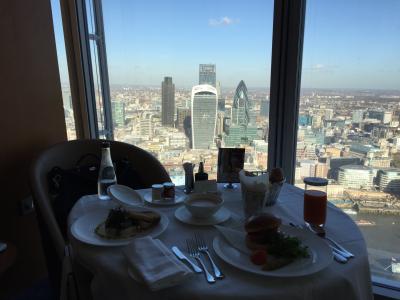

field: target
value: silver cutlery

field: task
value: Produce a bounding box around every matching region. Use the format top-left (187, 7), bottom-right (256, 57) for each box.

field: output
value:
top-left (289, 222), bottom-right (349, 263)
top-left (172, 246), bottom-right (202, 273)
top-left (329, 245), bottom-right (348, 263)
top-left (306, 223), bottom-right (355, 259)
top-left (195, 234), bottom-right (224, 279)
top-left (325, 236), bottom-right (354, 258)
top-left (186, 239), bottom-right (216, 283)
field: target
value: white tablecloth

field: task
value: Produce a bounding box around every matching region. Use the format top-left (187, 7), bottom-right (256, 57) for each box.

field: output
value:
top-left (68, 184), bottom-right (373, 300)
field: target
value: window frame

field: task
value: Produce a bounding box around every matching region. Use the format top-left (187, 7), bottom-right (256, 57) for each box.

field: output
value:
top-left (59, 0), bottom-right (400, 296)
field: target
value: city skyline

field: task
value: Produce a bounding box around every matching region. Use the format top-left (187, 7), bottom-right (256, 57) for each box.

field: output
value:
top-left (52, 0), bottom-right (400, 90)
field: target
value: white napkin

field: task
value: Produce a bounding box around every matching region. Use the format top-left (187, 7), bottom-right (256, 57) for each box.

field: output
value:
top-left (122, 237), bottom-right (193, 291)
top-left (239, 170), bottom-right (269, 192)
top-left (239, 170), bottom-right (269, 218)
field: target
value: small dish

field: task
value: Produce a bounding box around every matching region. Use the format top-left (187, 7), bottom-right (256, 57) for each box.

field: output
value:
top-left (108, 184), bottom-right (143, 207)
top-left (175, 206), bottom-right (231, 226)
top-left (184, 193), bottom-right (223, 219)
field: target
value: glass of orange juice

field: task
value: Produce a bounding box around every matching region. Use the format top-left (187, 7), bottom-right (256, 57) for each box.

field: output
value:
top-left (303, 177), bottom-right (328, 227)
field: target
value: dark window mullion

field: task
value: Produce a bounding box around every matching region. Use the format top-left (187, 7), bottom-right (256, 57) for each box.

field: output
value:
top-left (92, 0), bottom-right (113, 140)
top-left (268, 0), bottom-right (306, 183)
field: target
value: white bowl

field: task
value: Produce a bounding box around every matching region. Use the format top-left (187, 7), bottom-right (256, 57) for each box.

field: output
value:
top-left (184, 193), bottom-right (223, 219)
top-left (107, 184), bottom-right (142, 207)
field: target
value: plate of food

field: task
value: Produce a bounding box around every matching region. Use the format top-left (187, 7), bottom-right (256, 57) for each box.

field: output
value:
top-left (213, 213), bottom-right (332, 277)
top-left (71, 206), bottom-right (169, 246)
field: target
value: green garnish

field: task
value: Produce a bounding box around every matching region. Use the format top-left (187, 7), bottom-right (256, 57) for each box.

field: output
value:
top-left (267, 234), bottom-right (309, 259)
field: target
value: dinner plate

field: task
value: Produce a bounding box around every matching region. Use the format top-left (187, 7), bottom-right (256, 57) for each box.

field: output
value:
top-left (143, 189), bottom-right (186, 206)
top-left (70, 207), bottom-right (169, 247)
top-left (108, 184), bottom-right (143, 207)
top-left (175, 206), bottom-right (231, 226)
top-left (213, 225), bottom-right (333, 277)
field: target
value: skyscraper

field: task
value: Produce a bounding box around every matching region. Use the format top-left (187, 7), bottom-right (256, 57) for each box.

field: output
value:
top-left (223, 80), bottom-right (258, 146)
top-left (199, 64), bottom-right (216, 87)
top-left (111, 100), bottom-right (125, 127)
top-left (216, 81), bottom-right (225, 111)
top-left (191, 85), bottom-right (218, 149)
top-left (231, 80), bottom-right (250, 126)
top-left (162, 77), bottom-right (175, 127)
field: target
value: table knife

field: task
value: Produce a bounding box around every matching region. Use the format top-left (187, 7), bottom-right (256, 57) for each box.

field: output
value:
top-left (172, 246), bottom-right (202, 273)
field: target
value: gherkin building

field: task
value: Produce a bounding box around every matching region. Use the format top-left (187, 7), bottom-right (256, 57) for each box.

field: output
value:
top-left (232, 80), bottom-right (250, 126)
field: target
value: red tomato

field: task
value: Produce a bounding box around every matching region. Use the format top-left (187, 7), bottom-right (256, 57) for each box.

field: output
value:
top-left (250, 250), bottom-right (267, 265)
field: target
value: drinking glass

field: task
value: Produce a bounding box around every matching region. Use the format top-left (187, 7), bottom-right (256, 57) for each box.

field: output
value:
top-left (303, 177), bottom-right (328, 227)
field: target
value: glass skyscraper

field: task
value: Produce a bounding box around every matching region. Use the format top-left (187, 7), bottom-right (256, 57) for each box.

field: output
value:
top-left (111, 100), bottom-right (125, 127)
top-left (232, 80), bottom-right (250, 126)
top-left (199, 64), bottom-right (216, 87)
top-left (191, 85), bottom-right (217, 149)
top-left (162, 77), bottom-right (175, 126)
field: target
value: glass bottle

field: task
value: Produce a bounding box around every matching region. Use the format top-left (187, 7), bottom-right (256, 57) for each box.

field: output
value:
top-left (303, 177), bottom-right (328, 227)
top-left (98, 141), bottom-right (117, 200)
top-left (195, 161), bottom-right (208, 181)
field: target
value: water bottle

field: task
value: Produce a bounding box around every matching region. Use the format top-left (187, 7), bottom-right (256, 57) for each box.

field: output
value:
top-left (98, 141), bottom-right (117, 200)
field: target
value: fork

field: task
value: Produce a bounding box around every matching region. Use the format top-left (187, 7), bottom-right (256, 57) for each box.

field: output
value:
top-left (289, 222), bottom-right (349, 263)
top-left (186, 238), bottom-right (216, 283)
top-left (306, 223), bottom-right (355, 258)
top-left (195, 234), bottom-right (224, 279)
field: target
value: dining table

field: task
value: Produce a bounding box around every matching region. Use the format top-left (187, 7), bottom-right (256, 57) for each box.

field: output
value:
top-left (68, 183), bottom-right (373, 300)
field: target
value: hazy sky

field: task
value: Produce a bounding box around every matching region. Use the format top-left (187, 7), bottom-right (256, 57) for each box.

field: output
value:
top-left (52, 0), bottom-right (400, 89)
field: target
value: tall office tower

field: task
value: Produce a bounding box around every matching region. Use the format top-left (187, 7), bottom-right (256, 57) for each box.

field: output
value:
top-left (191, 85), bottom-right (218, 149)
top-left (111, 100), bottom-right (125, 127)
top-left (231, 80), bottom-right (250, 126)
top-left (199, 64), bottom-right (216, 87)
top-left (161, 77), bottom-right (175, 127)
top-left (216, 111), bottom-right (225, 136)
top-left (216, 81), bottom-right (225, 111)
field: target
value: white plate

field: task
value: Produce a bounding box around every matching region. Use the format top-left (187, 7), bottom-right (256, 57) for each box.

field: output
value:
top-left (71, 207), bottom-right (169, 247)
top-left (108, 184), bottom-right (143, 207)
top-left (213, 225), bottom-right (333, 277)
top-left (175, 206), bottom-right (231, 226)
top-left (143, 189), bottom-right (186, 206)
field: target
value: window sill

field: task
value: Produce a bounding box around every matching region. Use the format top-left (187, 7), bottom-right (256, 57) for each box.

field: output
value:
top-left (373, 276), bottom-right (400, 300)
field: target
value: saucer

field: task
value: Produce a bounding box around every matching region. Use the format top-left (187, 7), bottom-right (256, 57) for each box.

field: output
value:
top-left (175, 206), bottom-right (231, 226)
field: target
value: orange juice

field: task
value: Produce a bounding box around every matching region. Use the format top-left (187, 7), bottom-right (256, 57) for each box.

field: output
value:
top-left (304, 189), bottom-right (327, 226)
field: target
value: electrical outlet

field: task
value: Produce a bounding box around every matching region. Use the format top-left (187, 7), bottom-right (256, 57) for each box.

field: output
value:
top-left (20, 196), bottom-right (35, 215)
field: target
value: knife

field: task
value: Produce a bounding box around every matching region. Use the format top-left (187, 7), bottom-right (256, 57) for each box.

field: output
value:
top-left (172, 246), bottom-right (202, 273)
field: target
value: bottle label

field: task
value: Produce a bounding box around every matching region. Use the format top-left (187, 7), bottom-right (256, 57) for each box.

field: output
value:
top-left (102, 166), bottom-right (116, 180)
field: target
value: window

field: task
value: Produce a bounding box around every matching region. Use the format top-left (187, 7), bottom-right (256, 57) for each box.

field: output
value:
top-left (59, 0), bottom-right (400, 293)
top-left (51, 0), bottom-right (77, 140)
top-left (295, 0), bottom-right (400, 288)
top-left (96, 0), bottom-right (273, 183)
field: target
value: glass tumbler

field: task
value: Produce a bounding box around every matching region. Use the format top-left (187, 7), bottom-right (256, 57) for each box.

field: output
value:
top-left (303, 177), bottom-right (328, 227)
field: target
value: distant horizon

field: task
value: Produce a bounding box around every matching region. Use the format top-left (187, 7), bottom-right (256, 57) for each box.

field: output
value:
top-left (52, 0), bottom-right (400, 90)
top-left (60, 82), bottom-right (400, 93)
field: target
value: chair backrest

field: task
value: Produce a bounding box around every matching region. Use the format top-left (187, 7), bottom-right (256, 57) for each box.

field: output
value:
top-left (30, 139), bottom-right (171, 260)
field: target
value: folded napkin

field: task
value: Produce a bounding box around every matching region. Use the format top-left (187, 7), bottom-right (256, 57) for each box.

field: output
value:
top-left (239, 170), bottom-right (269, 192)
top-left (122, 237), bottom-right (193, 291)
top-left (239, 170), bottom-right (269, 218)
